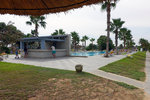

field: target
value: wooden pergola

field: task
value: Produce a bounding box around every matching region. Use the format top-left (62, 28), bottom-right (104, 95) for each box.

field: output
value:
top-left (0, 0), bottom-right (104, 16)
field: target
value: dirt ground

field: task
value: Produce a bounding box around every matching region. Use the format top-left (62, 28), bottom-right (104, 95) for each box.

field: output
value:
top-left (28, 78), bottom-right (144, 100)
top-left (144, 93), bottom-right (150, 100)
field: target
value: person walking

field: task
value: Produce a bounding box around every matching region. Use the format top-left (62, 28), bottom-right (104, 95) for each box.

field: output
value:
top-left (51, 45), bottom-right (56, 58)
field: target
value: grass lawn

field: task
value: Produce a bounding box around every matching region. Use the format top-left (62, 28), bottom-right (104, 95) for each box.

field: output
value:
top-left (99, 52), bottom-right (146, 81)
top-left (0, 62), bottom-right (144, 100)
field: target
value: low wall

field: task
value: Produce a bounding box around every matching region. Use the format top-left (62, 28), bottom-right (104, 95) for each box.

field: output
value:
top-left (21, 49), bottom-right (67, 58)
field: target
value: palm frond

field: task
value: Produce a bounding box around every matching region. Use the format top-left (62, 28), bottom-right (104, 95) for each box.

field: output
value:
top-left (40, 22), bottom-right (46, 28)
top-left (26, 21), bottom-right (32, 25)
top-left (101, 2), bottom-right (107, 11)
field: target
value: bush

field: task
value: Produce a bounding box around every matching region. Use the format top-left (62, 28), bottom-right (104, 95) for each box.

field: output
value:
top-left (86, 44), bottom-right (98, 51)
top-left (0, 46), bottom-right (10, 54)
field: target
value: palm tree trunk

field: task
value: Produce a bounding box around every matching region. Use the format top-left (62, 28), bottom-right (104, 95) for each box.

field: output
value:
top-left (75, 44), bottom-right (76, 52)
top-left (124, 37), bottom-right (126, 51)
top-left (106, 1), bottom-right (111, 57)
top-left (115, 30), bottom-right (118, 55)
top-left (85, 41), bottom-right (86, 51)
top-left (35, 23), bottom-right (38, 37)
top-left (92, 42), bottom-right (93, 51)
top-left (74, 42), bottom-right (76, 52)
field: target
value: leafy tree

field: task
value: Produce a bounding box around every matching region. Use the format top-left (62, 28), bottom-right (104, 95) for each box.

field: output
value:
top-left (97, 35), bottom-right (114, 51)
top-left (119, 28), bottom-right (131, 49)
top-left (0, 22), bottom-right (24, 53)
top-left (139, 38), bottom-right (149, 51)
top-left (51, 29), bottom-right (66, 36)
top-left (90, 38), bottom-right (95, 51)
top-left (24, 33), bottom-right (34, 38)
top-left (110, 18), bottom-right (125, 54)
top-left (71, 31), bottom-right (80, 51)
top-left (26, 16), bottom-right (46, 37)
top-left (101, 0), bottom-right (118, 57)
top-left (86, 43), bottom-right (98, 51)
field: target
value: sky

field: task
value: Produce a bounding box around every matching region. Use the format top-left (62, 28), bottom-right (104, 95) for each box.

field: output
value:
top-left (0, 0), bottom-right (150, 46)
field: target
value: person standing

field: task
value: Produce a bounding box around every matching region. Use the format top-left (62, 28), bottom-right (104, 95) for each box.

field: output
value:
top-left (15, 46), bottom-right (19, 59)
top-left (51, 46), bottom-right (56, 58)
top-left (24, 45), bottom-right (28, 58)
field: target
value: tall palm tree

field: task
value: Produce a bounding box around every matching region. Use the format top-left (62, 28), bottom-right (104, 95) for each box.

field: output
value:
top-left (82, 35), bottom-right (89, 50)
top-left (101, 0), bottom-right (117, 57)
top-left (119, 28), bottom-right (131, 50)
top-left (26, 16), bottom-right (46, 37)
top-left (71, 31), bottom-right (80, 51)
top-left (110, 18), bottom-right (125, 54)
top-left (51, 29), bottom-right (65, 36)
top-left (90, 38), bottom-right (95, 51)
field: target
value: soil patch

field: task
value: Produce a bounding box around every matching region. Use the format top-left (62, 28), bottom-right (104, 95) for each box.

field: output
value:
top-left (28, 77), bottom-right (144, 100)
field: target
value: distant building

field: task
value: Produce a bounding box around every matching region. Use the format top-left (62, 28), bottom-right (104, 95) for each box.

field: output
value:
top-left (20, 35), bottom-right (71, 58)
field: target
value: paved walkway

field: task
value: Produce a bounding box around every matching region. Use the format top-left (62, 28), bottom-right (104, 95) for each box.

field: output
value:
top-left (144, 52), bottom-right (150, 94)
top-left (3, 54), bottom-right (126, 72)
top-left (3, 52), bottom-right (150, 94)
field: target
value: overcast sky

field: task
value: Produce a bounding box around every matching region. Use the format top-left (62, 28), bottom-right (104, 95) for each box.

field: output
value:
top-left (0, 0), bottom-right (150, 45)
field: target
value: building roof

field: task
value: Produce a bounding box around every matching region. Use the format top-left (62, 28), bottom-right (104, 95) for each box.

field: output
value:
top-left (21, 35), bottom-right (67, 42)
top-left (0, 0), bottom-right (103, 16)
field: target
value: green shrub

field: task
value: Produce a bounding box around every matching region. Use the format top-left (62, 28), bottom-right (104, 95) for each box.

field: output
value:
top-left (0, 46), bottom-right (10, 54)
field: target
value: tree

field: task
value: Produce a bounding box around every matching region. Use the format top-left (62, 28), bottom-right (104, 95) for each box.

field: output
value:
top-left (97, 35), bottom-right (114, 51)
top-left (86, 43), bottom-right (98, 51)
top-left (80, 38), bottom-right (85, 50)
top-left (90, 38), bottom-right (95, 51)
top-left (71, 31), bottom-right (80, 51)
top-left (82, 35), bottom-right (89, 50)
top-left (118, 44), bottom-right (123, 49)
top-left (24, 33), bottom-right (33, 38)
top-left (101, 0), bottom-right (117, 57)
top-left (110, 18), bottom-right (125, 54)
top-left (139, 38), bottom-right (149, 51)
top-left (119, 28), bottom-right (131, 49)
top-left (126, 35), bottom-right (135, 49)
top-left (26, 16), bottom-right (46, 37)
top-left (51, 29), bottom-right (66, 36)
top-left (0, 22), bottom-right (24, 53)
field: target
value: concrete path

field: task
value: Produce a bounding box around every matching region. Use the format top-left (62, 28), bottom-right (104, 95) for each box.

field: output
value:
top-left (144, 52), bottom-right (150, 94)
top-left (90, 70), bottom-right (145, 89)
top-left (3, 52), bottom-right (150, 94)
top-left (3, 54), bottom-right (126, 72)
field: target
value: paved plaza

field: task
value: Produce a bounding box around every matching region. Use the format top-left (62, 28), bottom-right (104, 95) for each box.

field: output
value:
top-left (4, 54), bottom-right (126, 72)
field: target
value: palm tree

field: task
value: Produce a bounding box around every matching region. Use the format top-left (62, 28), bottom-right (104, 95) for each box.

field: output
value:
top-left (90, 38), bottom-right (95, 51)
top-left (51, 29), bottom-right (65, 36)
top-left (71, 31), bottom-right (80, 51)
top-left (126, 39), bottom-right (135, 49)
top-left (26, 16), bottom-right (46, 37)
top-left (119, 28), bottom-right (131, 50)
top-left (139, 38), bottom-right (149, 51)
top-left (81, 38), bottom-right (85, 50)
top-left (82, 35), bottom-right (89, 50)
top-left (110, 18), bottom-right (125, 54)
top-left (101, 0), bottom-right (117, 57)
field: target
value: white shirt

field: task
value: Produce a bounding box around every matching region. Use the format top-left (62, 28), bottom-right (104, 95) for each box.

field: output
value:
top-left (51, 46), bottom-right (55, 51)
